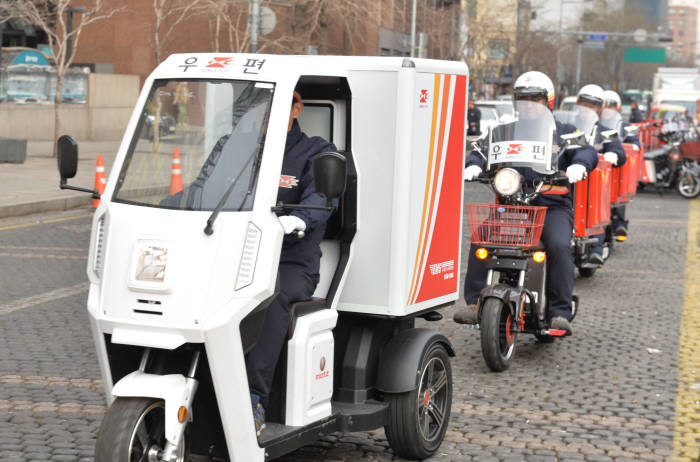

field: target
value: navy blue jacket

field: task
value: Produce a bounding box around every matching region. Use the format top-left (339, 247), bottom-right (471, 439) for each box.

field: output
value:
top-left (629, 107), bottom-right (643, 123)
top-left (466, 120), bottom-right (598, 209)
top-left (278, 120), bottom-right (338, 283)
top-left (597, 123), bottom-right (627, 167)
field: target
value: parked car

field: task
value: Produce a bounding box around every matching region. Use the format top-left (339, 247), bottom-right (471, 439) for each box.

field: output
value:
top-left (476, 100), bottom-right (515, 124)
top-left (559, 96), bottom-right (577, 112)
top-left (477, 106), bottom-right (500, 135)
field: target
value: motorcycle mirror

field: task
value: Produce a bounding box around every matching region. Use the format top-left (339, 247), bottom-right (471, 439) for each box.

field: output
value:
top-left (560, 131), bottom-right (587, 150)
top-left (623, 125), bottom-right (639, 136)
top-left (601, 129), bottom-right (618, 141)
top-left (466, 135), bottom-right (482, 143)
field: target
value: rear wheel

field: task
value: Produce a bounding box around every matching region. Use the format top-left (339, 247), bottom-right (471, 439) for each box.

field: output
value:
top-left (95, 397), bottom-right (188, 462)
top-left (480, 298), bottom-right (517, 372)
top-left (578, 267), bottom-right (596, 278)
top-left (677, 172), bottom-right (700, 198)
top-left (385, 342), bottom-right (452, 460)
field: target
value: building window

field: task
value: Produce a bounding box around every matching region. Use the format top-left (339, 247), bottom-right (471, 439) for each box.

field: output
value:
top-left (669, 20), bottom-right (674, 27)
top-left (680, 20), bottom-right (685, 26)
top-left (679, 30), bottom-right (685, 37)
top-left (488, 39), bottom-right (509, 59)
top-left (669, 8), bottom-right (675, 15)
top-left (679, 9), bottom-right (685, 15)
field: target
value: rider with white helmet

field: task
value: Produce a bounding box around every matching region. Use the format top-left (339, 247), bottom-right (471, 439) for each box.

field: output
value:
top-left (575, 84), bottom-right (627, 264)
top-left (457, 71), bottom-right (599, 335)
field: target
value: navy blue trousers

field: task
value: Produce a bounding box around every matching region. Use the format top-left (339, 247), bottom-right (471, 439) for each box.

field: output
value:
top-left (464, 206), bottom-right (574, 320)
top-left (245, 263), bottom-right (315, 409)
top-left (611, 205), bottom-right (628, 230)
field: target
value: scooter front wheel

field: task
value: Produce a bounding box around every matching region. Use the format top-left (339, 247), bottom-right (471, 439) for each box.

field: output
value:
top-left (480, 298), bottom-right (517, 372)
top-left (95, 397), bottom-right (189, 462)
top-left (385, 342), bottom-right (452, 460)
top-left (677, 172), bottom-right (700, 198)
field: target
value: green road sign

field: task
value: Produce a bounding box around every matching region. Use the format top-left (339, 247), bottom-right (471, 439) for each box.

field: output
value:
top-left (623, 47), bottom-right (666, 63)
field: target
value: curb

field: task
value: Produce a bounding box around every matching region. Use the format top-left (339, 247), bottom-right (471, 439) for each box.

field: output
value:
top-left (0, 195), bottom-right (92, 220)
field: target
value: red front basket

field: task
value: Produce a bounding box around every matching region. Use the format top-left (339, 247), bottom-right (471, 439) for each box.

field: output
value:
top-left (466, 203), bottom-right (547, 247)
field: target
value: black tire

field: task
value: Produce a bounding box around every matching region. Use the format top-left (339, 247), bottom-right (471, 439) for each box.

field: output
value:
top-left (95, 397), bottom-right (188, 462)
top-left (578, 267), bottom-right (596, 278)
top-left (677, 172), bottom-right (700, 198)
top-left (385, 342), bottom-right (452, 460)
top-left (480, 298), bottom-right (517, 372)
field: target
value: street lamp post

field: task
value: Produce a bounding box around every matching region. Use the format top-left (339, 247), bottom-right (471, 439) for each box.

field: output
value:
top-left (410, 0), bottom-right (417, 57)
top-left (555, 0), bottom-right (591, 100)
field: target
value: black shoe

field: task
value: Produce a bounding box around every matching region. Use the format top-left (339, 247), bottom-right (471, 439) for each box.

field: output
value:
top-left (550, 316), bottom-right (573, 336)
top-left (588, 252), bottom-right (604, 265)
top-left (614, 226), bottom-right (627, 237)
top-left (453, 304), bottom-right (478, 324)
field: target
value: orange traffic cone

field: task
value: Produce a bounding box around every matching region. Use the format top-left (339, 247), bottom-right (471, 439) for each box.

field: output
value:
top-left (93, 155), bottom-right (106, 209)
top-left (169, 148), bottom-right (183, 195)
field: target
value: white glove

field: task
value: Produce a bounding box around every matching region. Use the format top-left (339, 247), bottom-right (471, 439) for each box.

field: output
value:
top-left (603, 152), bottom-right (619, 166)
top-left (464, 165), bottom-right (483, 181)
top-left (565, 164), bottom-right (587, 183)
top-left (278, 215), bottom-right (306, 234)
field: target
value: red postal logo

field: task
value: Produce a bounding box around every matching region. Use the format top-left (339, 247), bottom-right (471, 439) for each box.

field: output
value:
top-left (419, 89), bottom-right (429, 104)
top-left (279, 175), bottom-right (299, 188)
top-left (507, 144), bottom-right (522, 155)
top-left (206, 57), bottom-right (233, 68)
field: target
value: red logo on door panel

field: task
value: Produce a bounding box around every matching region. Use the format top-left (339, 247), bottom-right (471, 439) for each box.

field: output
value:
top-left (420, 89), bottom-right (429, 104)
top-left (206, 57), bottom-right (233, 68)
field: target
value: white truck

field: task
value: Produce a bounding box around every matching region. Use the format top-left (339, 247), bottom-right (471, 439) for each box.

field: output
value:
top-left (652, 67), bottom-right (700, 122)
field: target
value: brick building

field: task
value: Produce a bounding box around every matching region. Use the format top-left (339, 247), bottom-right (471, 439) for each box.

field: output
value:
top-left (69, 0), bottom-right (462, 85)
top-left (667, 4), bottom-right (698, 65)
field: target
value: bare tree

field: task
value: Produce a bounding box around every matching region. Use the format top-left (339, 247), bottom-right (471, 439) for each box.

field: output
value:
top-left (149, 0), bottom-right (210, 64)
top-left (0, 0), bottom-right (123, 155)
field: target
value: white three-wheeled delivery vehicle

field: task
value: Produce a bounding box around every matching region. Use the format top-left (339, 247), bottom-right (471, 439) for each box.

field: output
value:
top-left (57, 54), bottom-right (468, 461)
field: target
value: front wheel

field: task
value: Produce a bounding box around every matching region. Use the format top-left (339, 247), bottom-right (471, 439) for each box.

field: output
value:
top-left (95, 397), bottom-right (188, 462)
top-left (480, 298), bottom-right (517, 372)
top-left (385, 342), bottom-right (452, 460)
top-left (677, 171), bottom-right (700, 198)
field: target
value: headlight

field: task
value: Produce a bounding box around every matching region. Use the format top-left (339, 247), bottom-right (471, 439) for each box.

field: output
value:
top-left (493, 168), bottom-right (521, 196)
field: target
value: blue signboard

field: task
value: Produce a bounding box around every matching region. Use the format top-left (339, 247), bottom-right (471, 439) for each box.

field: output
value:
top-left (11, 51), bottom-right (50, 66)
top-left (588, 34), bottom-right (608, 41)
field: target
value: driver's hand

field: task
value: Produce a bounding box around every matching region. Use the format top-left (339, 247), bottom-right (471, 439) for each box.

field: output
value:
top-left (278, 215), bottom-right (306, 234)
top-left (464, 165), bottom-right (483, 182)
top-left (603, 152), bottom-right (619, 166)
top-left (565, 164), bottom-right (587, 183)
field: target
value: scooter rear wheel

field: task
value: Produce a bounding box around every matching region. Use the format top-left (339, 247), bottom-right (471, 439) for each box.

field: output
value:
top-left (385, 342), bottom-right (452, 460)
top-left (480, 298), bottom-right (517, 372)
top-left (95, 397), bottom-right (189, 462)
top-left (678, 172), bottom-right (700, 198)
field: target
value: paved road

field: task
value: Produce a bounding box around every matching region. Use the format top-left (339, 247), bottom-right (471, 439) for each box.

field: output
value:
top-left (0, 189), bottom-right (698, 461)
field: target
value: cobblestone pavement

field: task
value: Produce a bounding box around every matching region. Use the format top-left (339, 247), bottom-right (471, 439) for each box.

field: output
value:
top-left (0, 188), bottom-right (698, 461)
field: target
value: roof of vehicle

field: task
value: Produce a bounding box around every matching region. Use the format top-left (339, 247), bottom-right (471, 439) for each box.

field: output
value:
top-left (475, 100), bottom-right (512, 105)
top-left (156, 53), bottom-right (468, 81)
top-left (561, 96), bottom-right (577, 102)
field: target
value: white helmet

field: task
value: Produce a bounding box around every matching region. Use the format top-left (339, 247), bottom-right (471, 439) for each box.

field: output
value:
top-left (602, 90), bottom-right (621, 110)
top-left (577, 84), bottom-right (605, 110)
top-left (513, 71), bottom-right (555, 110)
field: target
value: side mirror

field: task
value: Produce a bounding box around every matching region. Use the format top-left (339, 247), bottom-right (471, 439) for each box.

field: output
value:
top-left (56, 134), bottom-right (100, 198)
top-left (561, 131), bottom-right (587, 150)
top-left (601, 129), bottom-right (619, 141)
top-left (313, 152), bottom-right (347, 203)
top-left (57, 134), bottom-right (78, 181)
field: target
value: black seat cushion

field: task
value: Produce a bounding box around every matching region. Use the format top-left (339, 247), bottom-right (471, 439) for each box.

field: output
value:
top-left (287, 298), bottom-right (328, 340)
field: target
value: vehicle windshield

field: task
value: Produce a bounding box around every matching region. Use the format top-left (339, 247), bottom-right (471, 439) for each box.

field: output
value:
top-left (600, 108), bottom-right (623, 137)
top-left (560, 101), bottom-right (576, 112)
top-left (113, 79), bottom-right (274, 211)
top-left (621, 92), bottom-right (642, 105)
top-left (571, 105), bottom-right (600, 144)
top-left (487, 100), bottom-right (557, 174)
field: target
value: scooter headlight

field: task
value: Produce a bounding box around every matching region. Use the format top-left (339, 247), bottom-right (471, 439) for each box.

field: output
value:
top-left (493, 168), bottom-right (521, 196)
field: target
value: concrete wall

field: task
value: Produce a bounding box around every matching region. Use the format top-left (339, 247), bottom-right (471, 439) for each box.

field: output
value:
top-left (0, 73), bottom-right (140, 141)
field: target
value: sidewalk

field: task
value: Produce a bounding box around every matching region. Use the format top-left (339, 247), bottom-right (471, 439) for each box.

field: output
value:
top-left (0, 140), bottom-right (121, 219)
